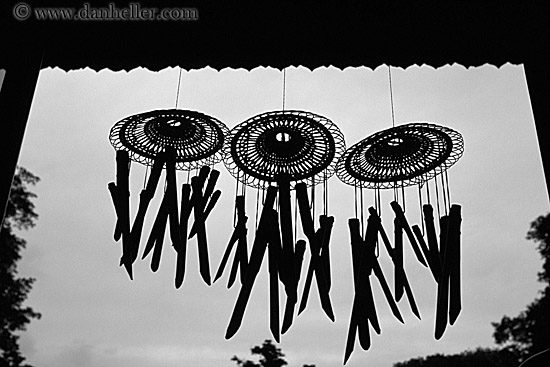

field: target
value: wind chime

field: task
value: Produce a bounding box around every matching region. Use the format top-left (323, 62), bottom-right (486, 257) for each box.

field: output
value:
top-left (105, 68), bottom-right (466, 364)
top-left (335, 68), bottom-right (464, 363)
top-left (219, 106), bottom-right (346, 342)
top-left (108, 82), bottom-right (230, 288)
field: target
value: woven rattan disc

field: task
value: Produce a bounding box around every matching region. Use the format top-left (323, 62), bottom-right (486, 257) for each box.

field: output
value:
top-left (109, 109), bottom-right (229, 171)
top-left (224, 110), bottom-right (346, 189)
top-left (336, 122), bottom-right (463, 189)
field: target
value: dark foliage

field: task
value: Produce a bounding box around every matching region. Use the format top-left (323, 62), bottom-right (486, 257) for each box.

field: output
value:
top-left (395, 212), bottom-right (550, 366)
top-left (492, 213), bottom-right (550, 360)
top-left (0, 167), bottom-right (41, 367)
top-left (393, 347), bottom-right (520, 367)
top-left (232, 340), bottom-right (314, 367)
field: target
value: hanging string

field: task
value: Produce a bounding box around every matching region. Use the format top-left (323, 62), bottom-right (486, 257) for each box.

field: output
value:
top-left (418, 183), bottom-right (425, 234)
top-left (255, 186), bottom-right (261, 231)
top-left (294, 190), bottom-right (298, 241)
top-left (323, 171), bottom-right (328, 216)
top-left (326, 174), bottom-right (329, 215)
top-left (353, 181), bottom-right (359, 219)
top-left (374, 189), bottom-right (378, 213)
top-left (401, 181), bottom-right (407, 213)
top-left (426, 174), bottom-right (431, 205)
top-left (445, 170), bottom-right (452, 207)
top-left (233, 171), bottom-right (241, 227)
top-left (388, 66), bottom-right (396, 128)
top-left (175, 67), bottom-right (183, 108)
top-left (282, 68), bottom-right (287, 111)
top-left (360, 182), bottom-right (364, 235)
top-left (440, 168), bottom-right (448, 216)
top-left (143, 165), bottom-right (149, 189)
top-left (377, 188), bottom-right (381, 217)
top-left (311, 175), bottom-right (316, 221)
top-left (434, 172), bottom-right (441, 219)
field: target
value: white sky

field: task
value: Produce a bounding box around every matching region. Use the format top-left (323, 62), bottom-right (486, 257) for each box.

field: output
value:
top-left (12, 64), bottom-right (550, 367)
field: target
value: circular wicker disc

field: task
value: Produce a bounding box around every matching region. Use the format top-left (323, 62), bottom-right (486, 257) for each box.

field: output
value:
top-left (336, 122), bottom-right (464, 189)
top-left (109, 109), bottom-right (229, 171)
top-left (224, 110), bottom-right (346, 189)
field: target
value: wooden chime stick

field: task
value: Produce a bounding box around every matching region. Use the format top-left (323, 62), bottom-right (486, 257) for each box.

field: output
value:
top-left (317, 215), bottom-right (335, 318)
top-left (281, 239), bottom-right (306, 334)
top-left (345, 217), bottom-right (381, 364)
top-left (276, 175), bottom-right (297, 310)
top-left (295, 183), bottom-right (315, 238)
top-left (390, 201), bottom-right (428, 267)
top-left (364, 215), bottom-right (405, 324)
top-left (189, 166), bottom-right (210, 208)
top-left (423, 204), bottom-right (443, 281)
top-left (372, 252), bottom-right (405, 324)
top-left (165, 147), bottom-right (181, 252)
top-left (266, 208), bottom-right (282, 343)
top-left (201, 169), bottom-right (220, 208)
top-left (115, 150), bottom-right (132, 277)
top-left (344, 218), bottom-right (364, 364)
top-left (225, 186), bottom-right (278, 340)
top-left (412, 224), bottom-right (439, 282)
top-left (237, 211), bottom-right (249, 284)
top-left (190, 173), bottom-right (211, 285)
top-left (367, 207), bottom-right (421, 320)
top-left (188, 169), bottom-right (221, 238)
top-left (296, 183), bottom-right (335, 321)
top-left (363, 215), bottom-right (381, 335)
top-left (227, 230), bottom-right (247, 288)
top-left (128, 153), bottom-right (165, 265)
top-left (448, 204), bottom-right (462, 325)
top-left (107, 182), bottom-right (122, 241)
top-left (435, 215), bottom-right (450, 339)
top-left (394, 217), bottom-right (404, 302)
top-left (228, 197), bottom-right (249, 288)
top-left (175, 183), bottom-right (192, 288)
top-left (188, 190), bottom-right (221, 238)
top-left (214, 195), bottom-right (247, 285)
top-left (150, 193), bottom-right (170, 273)
top-left (322, 216), bottom-right (333, 292)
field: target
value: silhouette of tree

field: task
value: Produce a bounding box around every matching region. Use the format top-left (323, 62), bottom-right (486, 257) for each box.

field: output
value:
top-left (232, 340), bottom-right (314, 367)
top-left (0, 167), bottom-right (41, 367)
top-left (395, 213), bottom-right (550, 366)
top-left (393, 347), bottom-right (519, 367)
top-left (492, 212), bottom-right (550, 360)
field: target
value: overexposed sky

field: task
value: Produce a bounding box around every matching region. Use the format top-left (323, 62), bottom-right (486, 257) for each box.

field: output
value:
top-left (13, 64), bottom-right (550, 367)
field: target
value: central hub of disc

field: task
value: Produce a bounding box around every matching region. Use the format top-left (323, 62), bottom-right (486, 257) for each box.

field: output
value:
top-left (261, 128), bottom-right (305, 158)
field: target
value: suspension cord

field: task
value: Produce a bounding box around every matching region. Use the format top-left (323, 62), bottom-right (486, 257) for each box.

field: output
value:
top-left (441, 168), bottom-right (448, 216)
top-left (294, 189), bottom-right (298, 240)
top-left (388, 66), bottom-right (396, 128)
top-left (282, 68), bottom-right (287, 111)
top-left (311, 176), bottom-right (315, 222)
top-left (175, 67), bottom-right (183, 108)
top-left (353, 181), bottom-right (359, 219)
top-left (360, 182), bottom-right (364, 235)
top-left (419, 183), bottom-right (425, 234)
top-left (435, 172), bottom-right (441, 219)
top-left (255, 186), bottom-right (260, 231)
top-left (445, 170), bottom-right (451, 208)
top-left (143, 165), bottom-right (149, 189)
top-left (426, 173), bottom-right (431, 206)
top-left (401, 181), bottom-right (407, 213)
